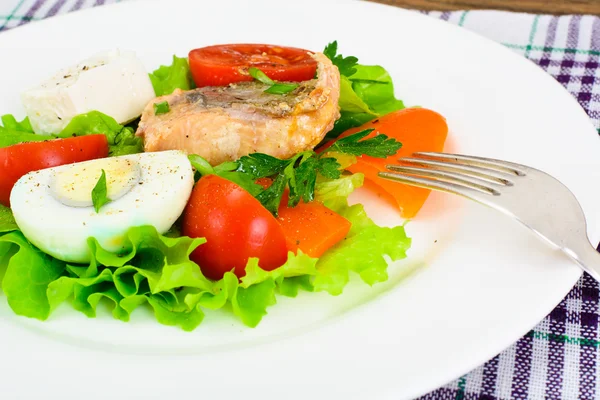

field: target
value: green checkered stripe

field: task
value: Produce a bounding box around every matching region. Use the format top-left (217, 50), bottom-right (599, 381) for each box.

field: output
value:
top-left (3, 3), bottom-right (600, 399)
top-left (0, 0), bottom-right (122, 32)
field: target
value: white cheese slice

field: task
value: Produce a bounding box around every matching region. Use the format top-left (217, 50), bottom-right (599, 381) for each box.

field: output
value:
top-left (21, 49), bottom-right (156, 134)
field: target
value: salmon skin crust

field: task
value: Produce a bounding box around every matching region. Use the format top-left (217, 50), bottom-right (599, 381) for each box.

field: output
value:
top-left (136, 52), bottom-right (341, 165)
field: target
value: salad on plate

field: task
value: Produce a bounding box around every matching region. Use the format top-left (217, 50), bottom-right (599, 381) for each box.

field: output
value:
top-left (0, 41), bottom-right (448, 331)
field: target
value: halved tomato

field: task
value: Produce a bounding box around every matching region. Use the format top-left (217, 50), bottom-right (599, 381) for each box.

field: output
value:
top-left (189, 44), bottom-right (318, 87)
top-left (182, 175), bottom-right (289, 280)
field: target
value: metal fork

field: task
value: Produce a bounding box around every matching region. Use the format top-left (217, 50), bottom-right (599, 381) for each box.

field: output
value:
top-left (378, 152), bottom-right (600, 282)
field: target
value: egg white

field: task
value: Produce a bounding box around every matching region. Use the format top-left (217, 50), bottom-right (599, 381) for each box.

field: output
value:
top-left (10, 150), bottom-right (194, 264)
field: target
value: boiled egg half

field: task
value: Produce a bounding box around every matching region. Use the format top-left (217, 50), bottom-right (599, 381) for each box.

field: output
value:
top-left (10, 151), bottom-right (194, 263)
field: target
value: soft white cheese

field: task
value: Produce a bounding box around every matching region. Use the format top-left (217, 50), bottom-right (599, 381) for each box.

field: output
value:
top-left (21, 49), bottom-right (156, 134)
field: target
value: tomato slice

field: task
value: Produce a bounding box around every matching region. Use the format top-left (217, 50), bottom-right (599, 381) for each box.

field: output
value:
top-left (181, 175), bottom-right (288, 281)
top-left (188, 44), bottom-right (318, 87)
top-left (0, 134), bottom-right (109, 207)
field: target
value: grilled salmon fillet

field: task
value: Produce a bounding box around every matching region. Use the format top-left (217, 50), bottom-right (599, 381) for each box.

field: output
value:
top-left (136, 52), bottom-right (340, 165)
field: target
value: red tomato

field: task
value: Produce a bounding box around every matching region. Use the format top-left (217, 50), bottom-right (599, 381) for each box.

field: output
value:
top-left (188, 44), bottom-right (318, 87)
top-left (0, 134), bottom-right (109, 207)
top-left (182, 174), bottom-right (288, 280)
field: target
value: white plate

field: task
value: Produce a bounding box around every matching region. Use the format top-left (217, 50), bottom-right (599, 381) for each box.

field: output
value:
top-left (1, 0), bottom-right (599, 399)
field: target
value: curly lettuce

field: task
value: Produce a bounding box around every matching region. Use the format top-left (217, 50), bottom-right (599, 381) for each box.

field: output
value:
top-left (0, 205), bottom-right (17, 233)
top-left (0, 111), bottom-right (142, 156)
top-left (57, 111), bottom-right (143, 156)
top-left (323, 41), bottom-right (405, 139)
top-left (0, 172), bottom-right (411, 331)
top-left (149, 55), bottom-right (195, 96)
top-left (0, 115), bottom-right (49, 147)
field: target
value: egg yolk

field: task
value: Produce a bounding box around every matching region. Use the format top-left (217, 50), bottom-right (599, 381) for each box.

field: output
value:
top-left (50, 157), bottom-right (141, 208)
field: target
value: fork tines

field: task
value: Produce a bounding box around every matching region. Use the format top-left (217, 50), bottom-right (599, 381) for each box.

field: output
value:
top-left (378, 152), bottom-right (527, 197)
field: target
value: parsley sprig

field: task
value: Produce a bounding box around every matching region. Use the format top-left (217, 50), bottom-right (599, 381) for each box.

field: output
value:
top-left (236, 151), bottom-right (341, 213)
top-left (323, 41), bottom-right (359, 77)
top-left (189, 129), bottom-right (402, 216)
top-left (329, 129), bottom-right (401, 158)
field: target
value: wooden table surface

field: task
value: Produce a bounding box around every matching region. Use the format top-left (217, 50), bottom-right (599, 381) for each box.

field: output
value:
top-left (369, 0), bottom-right (600, 15)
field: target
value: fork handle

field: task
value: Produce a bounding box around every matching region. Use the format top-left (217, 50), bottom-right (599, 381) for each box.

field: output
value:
top-left (566, 242), bottom-right (600, 282)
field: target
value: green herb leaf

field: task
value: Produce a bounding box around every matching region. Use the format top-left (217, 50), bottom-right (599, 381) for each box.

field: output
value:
top-left (91, 169), bottom-right (111, 213)
top-left (256, 173), bottom-right (288, 215)
top-left (236, 153), bottom-right (289, 179)
top-left (285, 156), bottom-right (339, 207)
top-left (288, 157), bottom-right (317, 206)
top-left (330, 129), bottom-right (402, 158)
top-left (324, 111), bottom-right (374, 141)
top-left (323, 40), bottom-right (359, 77)
top-left (322, 41), bottom-right (405, 141)
top-left (235, 150), bottom-right (347, 213)
top-left (316, 157), bottom-right (343, 180)
top-left (188, 154), bottom-right (215, 176)
top-left (248, 67), bottom-right (275, 85)
top-left (248, 67), bottom-right (299, 95)
top-left (153, 101), bottom-right (170, 115)
top-left (189, 154), bottom-right (263, 196)
top-left (264, 83), bottom-right (298, 95)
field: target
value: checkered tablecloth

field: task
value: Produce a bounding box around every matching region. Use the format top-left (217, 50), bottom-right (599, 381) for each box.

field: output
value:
top-left (2, 1), bottom-right (600, 399)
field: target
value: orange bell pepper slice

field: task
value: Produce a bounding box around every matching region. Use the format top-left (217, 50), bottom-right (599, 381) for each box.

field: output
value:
top-left (324, 108), bottom-right (448, 218)
top-left (255, 178), bottom-right (351, 257)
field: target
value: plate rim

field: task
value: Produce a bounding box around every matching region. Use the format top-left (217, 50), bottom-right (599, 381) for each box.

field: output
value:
top-left (0, 1), bottom-right (597, 399)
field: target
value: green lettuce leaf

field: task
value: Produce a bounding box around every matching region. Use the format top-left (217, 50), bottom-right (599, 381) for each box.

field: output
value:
top-left (338, 76), bottom-right (377, 115)
top-left (350, 65), bottom-right (405, 115)
top-left (187, 274), bottom-right (278, 327)
top-left (312, 201), bottom-right (411, 295)
top-left (0, 173), bottom-right (411, 331)
top-left (324, 42), bottom-right (405, 139)
top-left (315, 172), bottom-right (364, 207)
top-left (0, 114), bottom-right (50, 147)
top-left (0, 231), bottom-right (66, 319)
top-left (149, 55), bottom-right (195, 96)
top-left (58, 111), bottom-right (143, 156)
top-left (0, 111), bottom-right (143, 155)
top-left (0, 224), bottom-right (318, 331)
top-left (183, 251), bottom-right (318, 328)
top-left (147, 295), bottom-right (206, 331)
top-left (0, 205), bottom-right (18, 233)
top-left (1, 114), bottom-right (34, 133)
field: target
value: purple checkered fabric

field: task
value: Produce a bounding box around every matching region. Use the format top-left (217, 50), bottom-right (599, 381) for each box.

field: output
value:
top-left (2, 2), bottom-right (600, 399)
